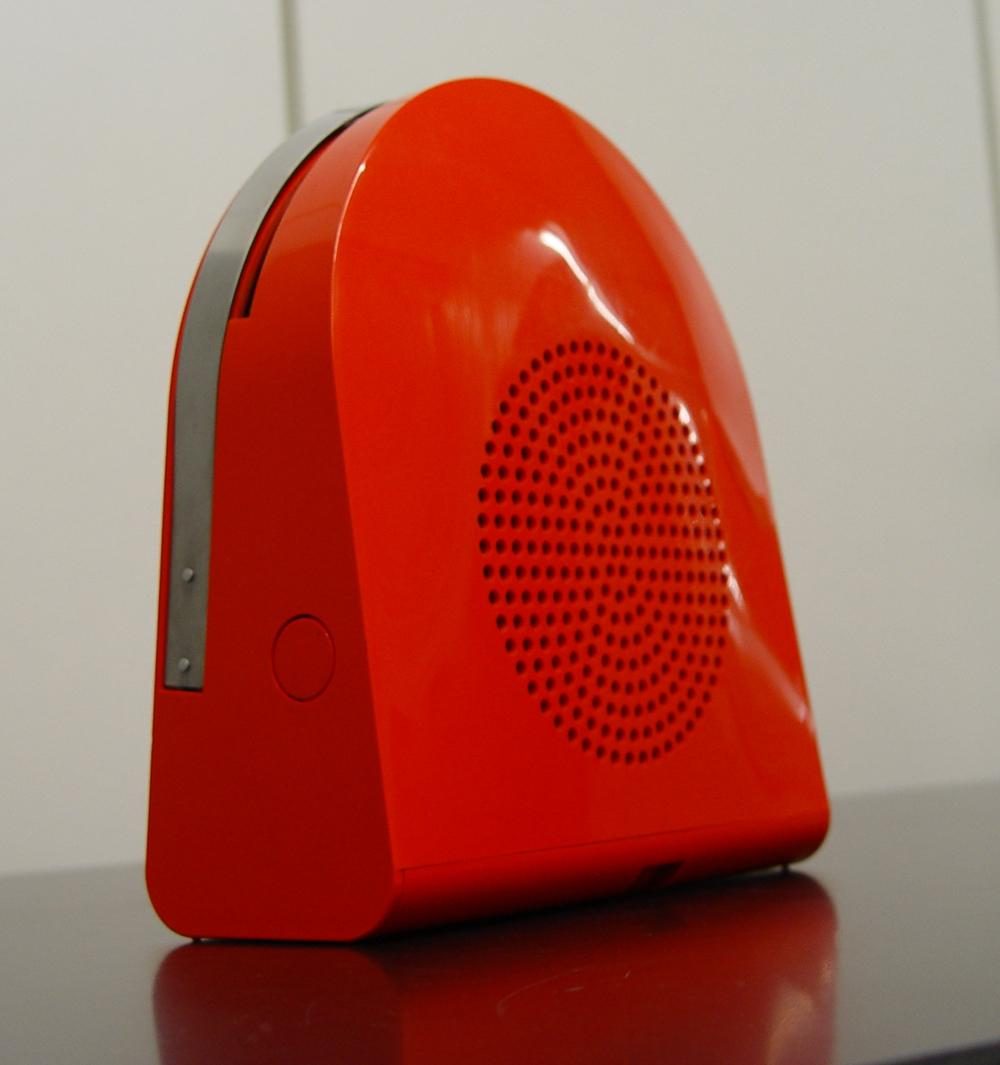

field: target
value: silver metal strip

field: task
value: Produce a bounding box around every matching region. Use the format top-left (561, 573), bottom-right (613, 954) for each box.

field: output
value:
top-left (164, 106), bottom-right (373, 689)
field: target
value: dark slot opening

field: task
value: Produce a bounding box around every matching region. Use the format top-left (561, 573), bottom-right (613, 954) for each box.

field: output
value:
top-left (229, 151), bottom-right (323, 319)
top-left (632, 861), bottom-right (683, 893)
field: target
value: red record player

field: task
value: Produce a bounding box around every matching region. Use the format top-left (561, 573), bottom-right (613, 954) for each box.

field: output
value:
top-left (146, 78), bottom-right (828, 940)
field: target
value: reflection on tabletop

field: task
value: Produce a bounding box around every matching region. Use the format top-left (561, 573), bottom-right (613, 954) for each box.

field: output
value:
top-left (154, 871), bottom-right (836, 1065)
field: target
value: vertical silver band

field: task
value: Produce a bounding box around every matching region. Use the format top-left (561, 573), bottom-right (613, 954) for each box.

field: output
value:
top-left (164, 106), bottom-right (374, 690)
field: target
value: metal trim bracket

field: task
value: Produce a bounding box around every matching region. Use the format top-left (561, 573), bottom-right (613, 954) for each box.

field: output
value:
top-left (163, 106), bottom-right (373, 689)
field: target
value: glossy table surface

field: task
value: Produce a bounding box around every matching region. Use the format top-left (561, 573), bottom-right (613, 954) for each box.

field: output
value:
top-left (3, 783), bottom-right (999, 1065)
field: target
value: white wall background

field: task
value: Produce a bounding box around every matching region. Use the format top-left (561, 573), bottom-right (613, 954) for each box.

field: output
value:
top-left (1, 1), bottom-right (998, 876)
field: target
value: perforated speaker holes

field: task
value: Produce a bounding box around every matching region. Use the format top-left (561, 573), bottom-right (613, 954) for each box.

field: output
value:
top-left (477, 340), bottom-right (730, 766)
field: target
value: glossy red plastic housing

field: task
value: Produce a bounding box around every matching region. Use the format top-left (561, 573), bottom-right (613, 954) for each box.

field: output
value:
top-left (146, 78), bottom-right (828, 941)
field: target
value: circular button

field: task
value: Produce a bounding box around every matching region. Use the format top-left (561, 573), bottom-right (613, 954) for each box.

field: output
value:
top-left (272, 615), bottom-right (335, 701)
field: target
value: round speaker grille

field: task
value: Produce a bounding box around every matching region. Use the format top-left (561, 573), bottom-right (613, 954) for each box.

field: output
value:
top-left (477, 340), bottom-right (729, 765)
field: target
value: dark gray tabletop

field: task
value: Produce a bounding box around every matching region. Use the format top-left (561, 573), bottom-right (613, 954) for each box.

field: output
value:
top-left (3, 783), bottom-right (999, 1064)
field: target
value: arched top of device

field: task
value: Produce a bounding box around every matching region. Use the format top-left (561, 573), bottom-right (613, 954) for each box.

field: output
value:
top-left (328, 78), bottom-right (666, 267)
top-left (377, 76), bottom-right (587, 126)
top-left (350, 77), bottom-right (626, 175)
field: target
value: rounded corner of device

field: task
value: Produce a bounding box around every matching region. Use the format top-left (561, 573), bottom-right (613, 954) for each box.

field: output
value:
top-left (145, 858), bottom-right (197, 942)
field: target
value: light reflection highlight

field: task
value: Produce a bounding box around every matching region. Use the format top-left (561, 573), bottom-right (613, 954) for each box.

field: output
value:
top-left (539, 229), bottom-right (634, 343)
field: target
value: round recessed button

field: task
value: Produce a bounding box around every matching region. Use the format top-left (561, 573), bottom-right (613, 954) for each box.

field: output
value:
top-left (272, 615), bottom-right (335, 701)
